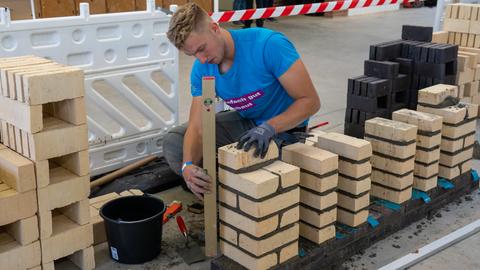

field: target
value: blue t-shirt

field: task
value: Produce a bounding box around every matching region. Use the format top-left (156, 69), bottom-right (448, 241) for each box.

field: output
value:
top-left (190, 28), bottom-right (306, 126)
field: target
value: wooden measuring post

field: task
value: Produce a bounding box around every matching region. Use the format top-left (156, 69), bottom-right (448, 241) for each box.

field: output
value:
top-left (202, 76), bottom-right (217, 257)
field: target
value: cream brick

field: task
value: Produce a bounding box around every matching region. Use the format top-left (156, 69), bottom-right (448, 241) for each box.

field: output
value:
top-left (0, 147), bottom-right (35, 192)
top-left (440, 147), bottom-right (474, 167)
top-left (91, 215), bottom-right (106, 245)
top-left (21, 120), bottom-right (89, 161)
top-left (0, 237), bottom-right (40, 270)
top-left (338, 159), bottom-right (371, 178)
top-left (316, 132), bottom-right (372, 161)
top-left (219, 206), bottom-right (279, 238)
top-left (418, 103), bottom-right (478, 124)
top-left (279, 206), bottom-right (300, 227)
top-left (464, 80), bottom-right (479, 97)
top-left (282, 143), bottom-right (338, 175)
top-left (90, 191), bottom-right (120, 202)
top-left (220, 224), bottom-right (238, 246)
top-left (371, 155), bottom-right (415, 175)
top-left (371, 170), bottom-right (414, 190)
top-left (279, 241), bottom-right (298, 264)
top-left (337, 208), bottom-right (368, 227)
top-left (416, 148), bottom-right (441, 164)
top-left (0, 186), bottom-right (37, 226)
top-left (417, 84), bottom-right (458, 105)
top-left (442, 120), bottom-right (476, 139)
top-left (238, 223), bottom-right (299, 257)
top-left (5, 215), bottom-right (39, 246)
top-left (338, 175), bottom-right (371, 195)
top-left (300, 189), bottom-right (337, 211)
top-left (300, 205), bottom-right (336, 229)
top-left (261, 161), bottom-right (300, 189)
top-left (365, 136), bottom-right (416, 159)
top-left (299, 223), bottom-right (335, 244)
top-left (305, 129), bottom-right (326, 146)
top-left (417, 134), bottom-right (442, 149)
top-left (38, 211), bottom-right (52, 239)
top-left (439, 159), bottom-right (472, 180)
top-left (218, 142), bottom-right (279, 171)
top-left (392, 109), bottom-right (443, 132)
top-left (364, 117), bottom-right (418, 142)
top-left (59, 199), bottom-right (90, 226)
top-left (238, 188), bottom-right (299, 218)
top-left (37, 167), bottom-right (89, 212)
top-left (219, 186), bottom-right (237, 208)
top-left (414, 176), bottom-right (438, 192)
top-left (220, 240), bottom-right (277, 270)
top-left (300, 171), bottom-right (337, 193)
top-left (40, 215), bottom-right (93, 262)
top-left (414, 161), bottom-right (439, 178)
top-left (68, 246), bottom-right (95, 270)
top-left (370, 184), bottom-right (412, 204)
top-left (337, 192), bottom-right (369, 212)
top-left (219, 168), bottom-right (277, 199)
top-left (432, 31), bottom-right (449, 43)
top-left (441, 134), bottom-right (476, 152)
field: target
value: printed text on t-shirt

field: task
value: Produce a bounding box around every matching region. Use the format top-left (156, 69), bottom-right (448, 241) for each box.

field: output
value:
top-left (224, 90), bottom-right (264, 111)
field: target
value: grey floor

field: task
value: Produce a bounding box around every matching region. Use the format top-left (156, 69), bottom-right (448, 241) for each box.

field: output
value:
top-left (67, 6), bottom-right (480, 270)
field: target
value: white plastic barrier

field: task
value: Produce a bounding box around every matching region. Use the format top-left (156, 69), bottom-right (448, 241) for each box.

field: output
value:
top-left (0, 0), bottom-right (179, 176)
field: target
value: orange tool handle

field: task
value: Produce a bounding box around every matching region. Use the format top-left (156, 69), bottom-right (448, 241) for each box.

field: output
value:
top-left (163, 201), bottom-right (182, 224)
top-left (176, 215), bottom-right (188, 239)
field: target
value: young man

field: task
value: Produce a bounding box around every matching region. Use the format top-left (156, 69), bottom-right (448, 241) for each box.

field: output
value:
top-left (164, 3), bottom-right (320, 200)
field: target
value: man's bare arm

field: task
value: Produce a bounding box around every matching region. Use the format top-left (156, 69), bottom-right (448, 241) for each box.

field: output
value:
top-left (267, 59), bottom-right (320, 132)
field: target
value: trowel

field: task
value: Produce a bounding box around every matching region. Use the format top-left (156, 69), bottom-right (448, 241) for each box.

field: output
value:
top-left (176, 215), bottom-right (206, 264)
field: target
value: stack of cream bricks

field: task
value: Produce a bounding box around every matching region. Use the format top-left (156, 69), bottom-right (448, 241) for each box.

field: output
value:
top-left (316, 133), bottom-right (372, 228)
top-left (365, 118), bottom-right (417, 204)
top-left (417, 84), bottom-right (478, 181)
top-left (0, 55), bottom-right (94, 269)
top-left (432, 3), bottom-right (480, 114)
top-left (282, 143), bottom-right (339, 244)
top-left (392, 109), bottom-right (443, 192)
top-left (217, 141), bottom-right (300, 270)
top-left (0, 136), bottom-right (40, 269)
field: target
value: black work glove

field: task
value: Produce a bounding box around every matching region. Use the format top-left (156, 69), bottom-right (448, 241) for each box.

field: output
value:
top-left (237, 122), bottom-right (276, 158)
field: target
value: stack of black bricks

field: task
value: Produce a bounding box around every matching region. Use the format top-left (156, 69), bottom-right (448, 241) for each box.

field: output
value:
top-left (345, 25), bottom-right (459, 138)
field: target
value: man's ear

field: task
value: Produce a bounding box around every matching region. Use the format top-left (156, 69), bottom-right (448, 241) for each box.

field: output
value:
top-left (210, 22), bottom-right (220, 33)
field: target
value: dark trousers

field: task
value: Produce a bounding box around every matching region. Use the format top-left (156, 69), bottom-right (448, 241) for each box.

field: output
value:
top-left (244, 0), bottom-right (264, 27)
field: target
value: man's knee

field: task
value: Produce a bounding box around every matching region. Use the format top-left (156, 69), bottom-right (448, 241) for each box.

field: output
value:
top-left (163, 125), bottom-right (187, 175)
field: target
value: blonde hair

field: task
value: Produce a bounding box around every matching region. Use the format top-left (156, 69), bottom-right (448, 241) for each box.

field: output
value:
top-left (167, 3), bottom-right (211, 49)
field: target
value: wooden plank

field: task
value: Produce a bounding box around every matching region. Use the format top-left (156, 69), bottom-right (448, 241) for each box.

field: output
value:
top-left (40, 0), bottom-right (76, 18)
top-left (135, 0), bottom-right (162, 10)
top-left (194, 0), bottom-right (213, 13)
top-left (75, 0), bottom-right (107, 14)
top-left (202, 76), bottom-right (217, 257)
top-left (106, 0), bottom-right (135, 12)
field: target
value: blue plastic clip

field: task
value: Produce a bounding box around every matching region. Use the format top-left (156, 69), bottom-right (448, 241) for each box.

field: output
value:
top-left (438, 178), bottom-right (455, 190)
top-left (298, 248), bottom-right (306, 258)
top-left (471, 170), bottom-right (479, 183)
top-left (335, 232), bottom-right (347, 239)
top-left (374, 199), bottom-right (402, 212)
top-left (367, 215), bottom-right (379, 228)
top-left (412, 189), bottom-right (431, 203)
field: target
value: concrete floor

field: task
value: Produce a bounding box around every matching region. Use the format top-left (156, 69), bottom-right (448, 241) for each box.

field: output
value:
top-left (63, 6), bottom-right (480, 270)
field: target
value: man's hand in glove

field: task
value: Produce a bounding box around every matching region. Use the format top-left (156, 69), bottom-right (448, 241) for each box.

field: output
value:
top-left (236, 122), bottom-right (276, 158)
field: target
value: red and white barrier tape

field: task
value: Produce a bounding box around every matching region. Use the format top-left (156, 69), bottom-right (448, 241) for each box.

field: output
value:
top-left (210, 0), bottom-right (414, 22)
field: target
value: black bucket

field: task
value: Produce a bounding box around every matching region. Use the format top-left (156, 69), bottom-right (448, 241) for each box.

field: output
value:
top-left (99, 194), bottom-right (166, 264)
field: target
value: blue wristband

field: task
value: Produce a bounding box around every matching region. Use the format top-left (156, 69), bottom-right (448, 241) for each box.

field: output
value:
top-left (181, 161), bottom-right (193, 173)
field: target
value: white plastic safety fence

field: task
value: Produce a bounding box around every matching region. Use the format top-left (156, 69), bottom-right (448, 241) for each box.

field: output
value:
top-left (0, 0), bottom-right (179, 176)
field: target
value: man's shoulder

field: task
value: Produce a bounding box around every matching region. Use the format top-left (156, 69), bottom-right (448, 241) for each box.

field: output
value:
top-left (232, 28), bottom-right (280, 43)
